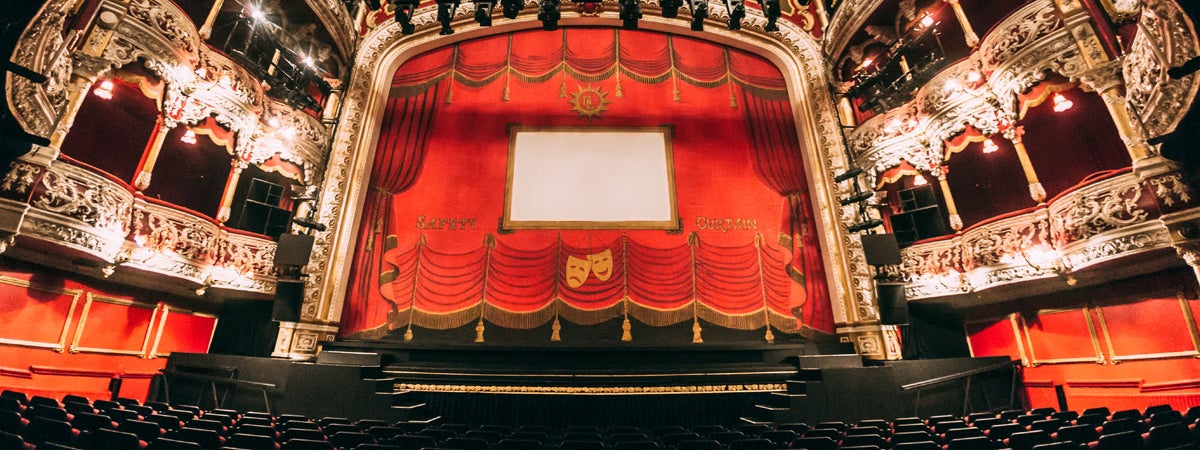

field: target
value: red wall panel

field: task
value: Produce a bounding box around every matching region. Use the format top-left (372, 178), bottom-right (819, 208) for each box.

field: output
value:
top-left (1023, 309), bottom-right (1101, 364)
top-left (0, 262), bottom-right (218, 402)
top-left (966, 317), bottom-right (1021, 360)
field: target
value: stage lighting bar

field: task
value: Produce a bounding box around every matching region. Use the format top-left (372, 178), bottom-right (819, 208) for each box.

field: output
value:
top-left (724, 0), bottom-right (744, 30)
top-left (437, 0), bottom-right (459, 35)
top-left (661, 0), bottom-right (681, 18)
top-left (392, 0), bottom-right (419, 34)
top-left (762, 0), bottom-right (780, 31)
top-left (474, 0), bottom-right (496, 25)
top-left (688, 0), bottom-right (707, 31)
top-left (839, 191), bottom-right (873, 206)
top-left (833, 167), bottom-right (864, 182)
top-left (501, 0), bottom-right (524, 18)
top-left (848, 219), bottom-right (884, 233)
top-left (619, 0), bottom-right (642, 29)
top-left (538, 0), bottom-right (560, 30)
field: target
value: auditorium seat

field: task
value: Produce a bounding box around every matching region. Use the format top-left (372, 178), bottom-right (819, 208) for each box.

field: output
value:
top-left (29, 396), bottom-right (60, 409)
top-left (757, 429), bottom-right (796, 445)
top-left (558, 440), bottom-right (605, 450)
top-left (495, 438), bottom-right (543, 450)
top-left (186, 419), bottom-right (229, 435)
top-left (1030, 408), bottom-right (1057, 416)
top-left (280, 421), bottom-right (320, 432)
top-left (1051, 412), bottom-right (1079, 423)
top-left (1145, 422), bottom-right (1192, 449)
top-left (510, 431), bottom-right (551, 443)
top-left (364, 426), bottom-right (405, 440)
top-left (1095, 430), bottom-right (1145, 450)
top-left (787, 436), bottom-right (835, 450)
top-left (149, 437), bottom-right (205, 450)
top-left (330, 432), bottom-right (376, 450)
top-left (839, 434), bottom-right (884, 448)
top-left (0, 410), bottom-right (26, 434)
top-left (838, 446), bottom-right (880, 450)
top-left (1082, 408), bottom-right (1111, 418)
top-left (1053, 424), bottom-right (1099, 445)
top-left (891, 442), bottom-right (939, 450)
top-left (1074, 415), bottom-right (1106, 427)
top-left (356, 420), bottom-right (389, 431)
top-left (845, 426), bottom-right (884, 437)
top-left (800, 428), bottom-right (840, 440)
top-left (385, 434), bottom-right (437, 450)
top-left (280, 439), bottom-right (336, 450)
top-left (888, 431), bottom-right (935, 446)
top-left (1005, 430), bottom-right (1051, 450)
top-left (707, 431), bottom-right (746, 445)
top-left (610, 433), bottom-right (652, 443)
top-left (726, 438), bottom-right (774, 450)
top-left (0, 431), bottom-right (24, 450)
top-left (1030, 419), bottom-right (1065, 433)
top-left (565, 432), bottom-right (605, 443)
top-left (815, 422), bottom-right (847, 432)
top-left (23, 416), bottom-right (79, 447)
top-left (673, 439), bottom-right (721, 450)
top-left (168, 427), bottom-right (225, 450)
top-left (737, 425), bottom-right (769, 436)
top-left (942, 427), bottom-right (985, 441)
top-left (72, 412), bottom-right (116, 432)
top-left (985, 423), bottom-right (1024, 441)
top-left (945, 436), bottom-right (993, 450)
top-left (239, 417), bottom-right (274, 428)
top-left (80, 428), bottom-right (142, 450)
top-left (441, 424), bottom-right (472, 433)
top-left (1148, 411), bottom-right (1184, 427)
top-left (1030, 442), bottom-right (1081, 450)
top-left (775, 424), bottom-right (808, 435)
top-left (442, 436), bottom-right (489, 450)
top-left (894, 424), bottom-right (930, 434)
top-left (1101, 418), bottom-right (1145, 435)
top-left (0, 398), bottom-right (22, 414)
top-left (612, 440), bottom-right (659, 450)
top-left (119, 419), bottom-right (166, 442)
top-left (148, 413), bottom-right (188, 431)
top-left (225, 432), bottom-right (280, 450)
top-left (422, 428), bottom-right (460, 442)
top-left (28, 405), bottom-right (71, 422)
top-left (65, 402), bottom-right (96, 415)
top-left (237, 424), bottom-right (279, 440)
top-left (354, 446), bottom-right (403, 450)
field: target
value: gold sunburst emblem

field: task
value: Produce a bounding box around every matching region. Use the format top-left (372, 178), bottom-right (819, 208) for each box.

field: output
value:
top-left (568, 84), bottom-right (611, 121)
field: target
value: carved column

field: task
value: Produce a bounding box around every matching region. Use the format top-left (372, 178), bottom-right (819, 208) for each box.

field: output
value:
top-left (935, 166), bottom-right (962, 231)
top-left (1003, 126), bottom-right (1047, 202)
top-left (1080, 64), bottom-right (1157, 166)
top-left (198, 0), bottom-right (226, 39)
top-left (216, 160), bottom-right (247, 223)
top-left (943, 0), bottom-right (979, 48)
top-left (47, 74), bottom-right (95, 155)
top-left (134, 117), bottom-right (176, 191)
top-left (837, 97), bottom-right (856, 128)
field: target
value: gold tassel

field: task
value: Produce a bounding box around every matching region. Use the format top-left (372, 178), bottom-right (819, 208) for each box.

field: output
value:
top-left (615, 81), bottom-right (623, 98)
top-left (692, 319), bottom-right (703, 343)
top-left (551, 315), bottom-right (562, 341)
top-left (474, 317), bottom-right (485, 343)
top-left (674, 87), bottom-right (681, 102)
top-left (729, 91), bottom-right (737, 108)
top-left (765, 326), bottom-right (775, 344)
top-left (445, 87), bottom-right (453, 104)
top-left (621, 316), bottom-right (632, 342)
top-left (502, 84), bottom-right (510, 101)
top-left (404, 323), bottom-right (414, 341)
top-left (559, 81), bottom-right (567, 98)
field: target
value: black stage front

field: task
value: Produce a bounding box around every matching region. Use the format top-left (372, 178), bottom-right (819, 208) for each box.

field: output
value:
top-left (159, 340), bottom-right (1014, 426)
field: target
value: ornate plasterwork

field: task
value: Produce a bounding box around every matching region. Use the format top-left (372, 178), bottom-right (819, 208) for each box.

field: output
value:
top-left (1122, 0), bottom-right (1200, 141)
top-left (174, 48), bottom-right (266, 135)
top-left (4, 0), bottom-right (74, 139)
top-left (305, 0), bottom-right (357, 65)
top-left (900, 172), bottom-right (1172, 301)
top-left (21, 163), bottom-right (135, 259)
top-left (823, 0), bottom-right (885, 66)
top-left (847, 0), bottom-right (1095, 174)
top-left (312, 3), bottom-right (871, 335)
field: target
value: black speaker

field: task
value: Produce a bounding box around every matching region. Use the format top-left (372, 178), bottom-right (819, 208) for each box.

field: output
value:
top-left (272, 280), bottom-right (305, 322)
top-left (877, 282), bottom-right (908, 325)
top-left (275, 233), bottom-right (315, 266)
top-left (861, 234), bottom-right (902, 265)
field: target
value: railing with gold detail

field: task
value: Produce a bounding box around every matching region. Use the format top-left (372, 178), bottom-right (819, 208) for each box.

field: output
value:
top-left (901, 169), bottom-right (1172, 300)
top-left (16, 158), bottom-right (276, 296)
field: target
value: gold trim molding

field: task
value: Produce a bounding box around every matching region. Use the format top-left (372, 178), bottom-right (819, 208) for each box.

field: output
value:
top-left (69, 293), bottom-right (158, 357)
top-left (394, 382), bottom-right (786, 395)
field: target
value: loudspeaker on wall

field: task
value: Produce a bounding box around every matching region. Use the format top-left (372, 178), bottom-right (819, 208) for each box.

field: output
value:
top-left (275, 233), bottom-right (315, 267)
top-left (272, 280), bottom-right (305, 322)
top-left (861, 234), bottom-right (902, 266)
top-left (877, 282), bottom-right (908, 325)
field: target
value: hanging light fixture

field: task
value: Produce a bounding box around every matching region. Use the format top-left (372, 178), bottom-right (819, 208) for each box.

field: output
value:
top-left (919, 14), bottom-right (934, 28)
top-left (913, 174), bottom-right (928, 186)
top-left (180, 129), bottom-right (198, 145)
top-left (966, 71), bottom-right (982, 83)
top-left (1052, 92), bottom-right (1074, 112)
top-left (982, 138), bottom-right (999, 154)
top-left (92, 80), bottom-right (115, 100)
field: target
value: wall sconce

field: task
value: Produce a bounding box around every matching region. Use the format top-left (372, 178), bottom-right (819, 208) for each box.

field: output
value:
top-left (981, 138), bottom-right (999, 154)
top-left (180, 129), bottom-right (198, 145)
top-left (1052, 93), bottom-right (1073, 112)
top-left (92, 80), bottom-right (114, 100)
top-left (1020, 246), bottom-right (1076, 286)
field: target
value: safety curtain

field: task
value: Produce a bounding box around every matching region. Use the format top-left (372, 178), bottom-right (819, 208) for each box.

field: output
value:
top-left (339, 28), bottom-right (835, 341)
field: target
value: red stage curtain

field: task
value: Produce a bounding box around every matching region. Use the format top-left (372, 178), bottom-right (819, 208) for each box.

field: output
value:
top-left (340, 82), bottom-right (443, 334)
top-left (742, 90), bottom-right (834, 333)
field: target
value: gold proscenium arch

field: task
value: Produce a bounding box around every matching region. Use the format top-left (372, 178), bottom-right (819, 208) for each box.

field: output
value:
top-left (296, 1), bottom-right (899, 359)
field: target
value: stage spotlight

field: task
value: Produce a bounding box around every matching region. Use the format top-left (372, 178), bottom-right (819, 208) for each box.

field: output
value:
top-left (688, 0), bottom-right (707, 31)
top-left (724, 0), bottom-right (744, 30)
top-left (538, 0), bottom-right (560, 30)
top-left (848, 219), bottom-right (884, 233)
top-left (619, 0), bottom-right (641, 29)
top-left (762, 0), bottom-right (780, 31)
top-left (474, 0), bottom-right (495, 25)
top-left (393, 0), bottom-right (418, 34)
top-left (839, 192), bottom-right (873, 206)
top-left (437, 0), bottom-right (459, 35)
top-left (661, 0), bottom-right (681, 18)
top-left (834, 167), bottom-right (864, 182)
top-left (501, 0), bottom-right (523, 19)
